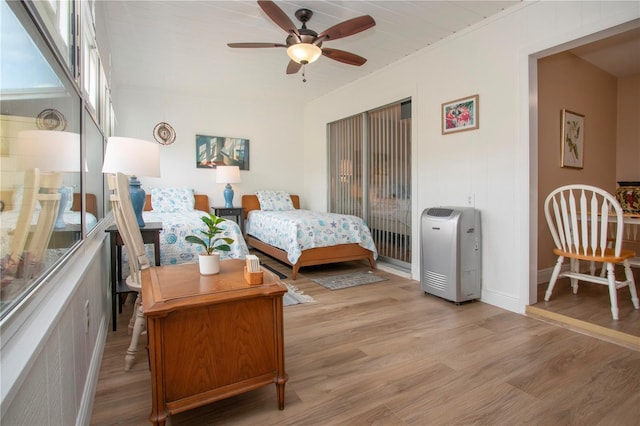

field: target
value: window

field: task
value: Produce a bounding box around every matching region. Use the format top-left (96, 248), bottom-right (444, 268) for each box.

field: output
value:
top-left (0, 0), bottom-right (109, 321)
top-left (82, 0), bottom-right (101, 113)
top-left (31, 0), bottom-right (74, 68)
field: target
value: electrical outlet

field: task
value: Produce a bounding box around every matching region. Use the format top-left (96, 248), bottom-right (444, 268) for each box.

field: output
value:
top-left (466, 194), bottom-right (474, 206)
top-left (84, 300), bottom-right (90, 333)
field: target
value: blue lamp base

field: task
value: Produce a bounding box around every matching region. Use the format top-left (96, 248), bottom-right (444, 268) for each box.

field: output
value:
top-left (54, 187), bottom-right (69, 229)
top-left (223, 184), bottom-right (234, 208)
top-left (129, 176), bottom-right (147, 227)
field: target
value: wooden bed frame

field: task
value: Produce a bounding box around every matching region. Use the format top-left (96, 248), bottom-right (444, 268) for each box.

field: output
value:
top-left (2, 189), bottom-right (98, 217)
top-left (71, 193), bottom-right (98, 217)
top-left (242, 194), bottom-right (376, 280)
top-left (144, 194), bottom-right (209, 213)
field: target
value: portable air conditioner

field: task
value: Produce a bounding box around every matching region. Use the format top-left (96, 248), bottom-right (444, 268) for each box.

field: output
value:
top-left (420, 207), bottom-right (481, 303)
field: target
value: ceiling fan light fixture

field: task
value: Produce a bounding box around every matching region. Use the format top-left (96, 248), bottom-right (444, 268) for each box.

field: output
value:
top-left (287, 43), bottom-right (321, 64)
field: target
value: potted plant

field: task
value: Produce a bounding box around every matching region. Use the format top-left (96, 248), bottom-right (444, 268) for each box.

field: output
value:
top-left (185, 213), bottom-right (234, 275)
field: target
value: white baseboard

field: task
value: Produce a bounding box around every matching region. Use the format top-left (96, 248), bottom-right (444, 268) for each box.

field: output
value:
top-left (377, 262), bottom-right (412, 279)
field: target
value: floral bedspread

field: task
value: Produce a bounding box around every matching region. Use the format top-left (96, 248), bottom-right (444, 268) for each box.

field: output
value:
top-left (0, 211), bottom-right (97, 258)
top-left (245, 209), bottom-right (377, 264)
top-left (141, 211), bottom-right (249, 265)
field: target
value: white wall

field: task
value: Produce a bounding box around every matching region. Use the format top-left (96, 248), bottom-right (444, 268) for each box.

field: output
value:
top-left (303, 1), bottom-right (640, 314)
top-left (112, 89), bottom-right (306, 208)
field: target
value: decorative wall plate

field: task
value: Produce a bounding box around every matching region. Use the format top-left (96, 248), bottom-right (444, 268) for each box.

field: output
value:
top-left (36, 108), bottom-right (67, 131)
top-left (153, 122), bottom-right (176, 145)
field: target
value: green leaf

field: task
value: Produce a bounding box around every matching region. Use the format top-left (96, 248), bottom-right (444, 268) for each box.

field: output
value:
top-left (185, 213), bottom-right (235, 255)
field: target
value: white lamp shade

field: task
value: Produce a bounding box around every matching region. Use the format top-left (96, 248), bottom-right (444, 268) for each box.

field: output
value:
top-left (18, 130), bottom-right (81, 172)
top-left (216, 165), bottom-right (241, 184)
top-left (287, 43), bottom-right (322, 64)
top-left (102, 136), bottom-right (161, 177)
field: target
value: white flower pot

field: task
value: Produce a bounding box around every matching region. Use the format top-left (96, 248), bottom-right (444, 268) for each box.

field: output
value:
top-left (198, 253), bottom-right (220, 275)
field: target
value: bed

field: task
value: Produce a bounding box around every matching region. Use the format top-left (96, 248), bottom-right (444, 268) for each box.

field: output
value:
top-left (1, 189), bottom-right (99, 230)
top-left (242, 192), bottom-right (377, 279)
top-left (0, 185), bottom-right (99, 301)
top-left (368, 195), bottom-right (411, 237)
top-left (139, 188), bottom-right (248, 265)
top-left (0, 189), bottom-right (99, 259)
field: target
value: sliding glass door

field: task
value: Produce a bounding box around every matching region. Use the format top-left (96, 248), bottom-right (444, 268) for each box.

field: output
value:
top-left (328, 100), bottom-right (412, 268)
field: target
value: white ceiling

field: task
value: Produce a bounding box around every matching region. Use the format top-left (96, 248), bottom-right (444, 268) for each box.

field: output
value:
top-left (97, 1), bottom-right (520, 103)
top-left (97, 1), bottom-right (640, 104)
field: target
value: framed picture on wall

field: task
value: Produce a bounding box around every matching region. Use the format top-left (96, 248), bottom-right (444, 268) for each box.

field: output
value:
top-left (195, 134), bottom-right (249, 170)
top-left (560, 109), bottom-right (584, 168)
top-left (441, 94), bottom-right (479, 134)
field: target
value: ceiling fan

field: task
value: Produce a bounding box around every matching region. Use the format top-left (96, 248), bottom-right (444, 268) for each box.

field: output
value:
top-left (227, 0), bottom-right (376, 81)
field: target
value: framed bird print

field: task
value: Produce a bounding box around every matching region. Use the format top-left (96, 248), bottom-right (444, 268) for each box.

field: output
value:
top-left (561, 109), bottom-right (584, 168)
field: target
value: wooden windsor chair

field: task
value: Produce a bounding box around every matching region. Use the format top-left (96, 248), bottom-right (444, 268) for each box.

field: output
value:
top-left (108, 172), bottom-right (151, 370)
top-left (3, 169), bottom-right (61, 286)
top-left (543, 184), bottom-right (639, 320)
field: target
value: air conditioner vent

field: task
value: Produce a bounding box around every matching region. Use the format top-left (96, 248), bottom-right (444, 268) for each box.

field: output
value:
top-left (426, 208), bottom-right (453, 217)
top-left (424, 270), bottom-right (447, 291)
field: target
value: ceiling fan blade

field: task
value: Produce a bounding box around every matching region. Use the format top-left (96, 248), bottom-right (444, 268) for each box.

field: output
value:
top-left (322, 48), bottom-right (367, 66)
top-left (316, 15), bottom-right (375, 42)
top-left (258, 1), bottom-right (300, 37)
top-left (286, 60), bottom-right (302, 74)
top-left (227, 42), bottom-right (286, 48)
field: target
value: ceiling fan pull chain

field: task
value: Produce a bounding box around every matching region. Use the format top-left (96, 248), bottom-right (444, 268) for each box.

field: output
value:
top-left (302, 64), bottom-right (307, 83)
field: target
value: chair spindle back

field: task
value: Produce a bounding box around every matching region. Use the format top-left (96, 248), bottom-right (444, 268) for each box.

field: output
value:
top-left (545, 184), bottom-right (624, 258)
top-left (108, 173), bottom-right (150, 285)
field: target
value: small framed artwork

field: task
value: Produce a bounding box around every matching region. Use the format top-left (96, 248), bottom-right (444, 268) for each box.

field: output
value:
top-left (195, 134), bottom-right (249, 170)
top-left (442, 94), bottom-right (479, 134)
top-left (560, 109), bottom-right (584, 168)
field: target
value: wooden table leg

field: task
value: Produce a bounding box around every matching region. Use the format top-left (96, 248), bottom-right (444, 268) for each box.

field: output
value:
top-left (276, 374), bottom-right (287, 410)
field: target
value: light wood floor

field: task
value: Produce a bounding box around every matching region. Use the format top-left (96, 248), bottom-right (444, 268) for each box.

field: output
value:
top-left (529, 264), bottom-right (640, 349)
top-left (91, 255), bottom-right (640, 425)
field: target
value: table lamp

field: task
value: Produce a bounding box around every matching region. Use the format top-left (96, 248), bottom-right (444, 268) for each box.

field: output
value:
top-left (102, 136), bottom-right (160, 227)
top-left (18, 130), bottom-right (81, 228)
top-left (216, 166), bottom-right (241, 208)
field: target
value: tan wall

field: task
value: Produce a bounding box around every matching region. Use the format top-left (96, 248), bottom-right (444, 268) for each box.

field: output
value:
top-left (537, 52), bottom-right (618, 270)
top-left (616, 74), bottom-right (640, 182)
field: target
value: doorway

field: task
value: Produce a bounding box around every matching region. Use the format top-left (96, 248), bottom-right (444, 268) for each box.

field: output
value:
top-left (530, 24), bottom-right (640, 341)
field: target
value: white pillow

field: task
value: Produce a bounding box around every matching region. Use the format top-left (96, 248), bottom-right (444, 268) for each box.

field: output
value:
top-left (151, 188), bottom-right (195, 212)
top-left (12, 186), bottom-right (41, 211)
top-left (256, 190), bottom-right (294, 211)
top-left (12, 186), bottom-right (24, 210)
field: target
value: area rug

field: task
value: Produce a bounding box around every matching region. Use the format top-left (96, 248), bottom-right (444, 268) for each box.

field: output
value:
top-left (262, 263), bottom-right (287, 279)
top-left (283, 283), bottom-right (315, 307)
top-left (311, 271), bottom-right (387, 291)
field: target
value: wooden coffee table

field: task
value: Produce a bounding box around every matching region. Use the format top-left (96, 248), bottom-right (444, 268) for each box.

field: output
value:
top-left (141, 259), bottom-right (288, 426)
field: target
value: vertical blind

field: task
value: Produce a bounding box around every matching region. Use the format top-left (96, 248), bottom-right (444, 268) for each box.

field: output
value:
top-left (329, 100), bottom-right (411, 267)
top-left (329, 114), bottom-right (363, 217)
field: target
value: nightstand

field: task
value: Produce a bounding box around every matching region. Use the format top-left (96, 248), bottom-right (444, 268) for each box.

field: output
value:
top-left (212, 206), bottom-right (243, 230)
top-left (105, 222), bottom-right (162, 331)
top-left (142, 260), bottom-right (287, 424)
